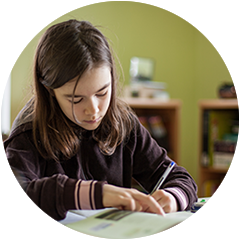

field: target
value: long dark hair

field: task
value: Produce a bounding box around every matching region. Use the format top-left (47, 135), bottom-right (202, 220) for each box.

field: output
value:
top-left (31, 19), bottom-right (135, 161)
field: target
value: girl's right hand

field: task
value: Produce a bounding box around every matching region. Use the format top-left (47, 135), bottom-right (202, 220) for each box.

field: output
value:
top-left (102, 184), bottom-right (165, 215)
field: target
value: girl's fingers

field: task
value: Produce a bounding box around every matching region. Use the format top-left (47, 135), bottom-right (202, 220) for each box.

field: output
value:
top-left (103, 184), bottom-right (165, 215)
top-left (151, 190), bottom-right (178, 213)
top-left (114, 194), bottom-right (138, 211)
top-left (131, 190), bottom-right (165, 215)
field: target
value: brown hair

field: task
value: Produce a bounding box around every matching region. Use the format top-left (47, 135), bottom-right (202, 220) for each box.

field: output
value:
top-left (31, 19), bottom-right (135, 161)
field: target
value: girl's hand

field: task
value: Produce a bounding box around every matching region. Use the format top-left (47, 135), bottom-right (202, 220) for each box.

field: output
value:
top-left (102, 184), bottom-right (165, 215)
top-left (151, 190), bottom-right (178, 213)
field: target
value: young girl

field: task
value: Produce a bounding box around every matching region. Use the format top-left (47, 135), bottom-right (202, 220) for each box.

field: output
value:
top-left (4, 19), bottom-right (197, 220)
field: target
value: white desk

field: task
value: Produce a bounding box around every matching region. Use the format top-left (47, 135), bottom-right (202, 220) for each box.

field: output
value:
top-left (14, 196), bottom-right (239, 239)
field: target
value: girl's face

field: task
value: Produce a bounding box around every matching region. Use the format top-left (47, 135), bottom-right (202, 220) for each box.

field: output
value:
top-left (53, 66), bottom-right (112, 130)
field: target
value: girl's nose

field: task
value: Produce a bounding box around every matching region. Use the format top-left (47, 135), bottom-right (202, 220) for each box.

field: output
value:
top-left (85, 98), bottom-right (99, 116)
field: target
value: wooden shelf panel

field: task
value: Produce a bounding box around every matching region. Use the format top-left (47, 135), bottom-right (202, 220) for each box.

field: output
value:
top-left (198, 99), bottom-right (238, 197)
top-left (122, 97), bottom-right (181, 164)
top-left (200, 167), bottom-right (229, 174)
top-left (122, 98), bottom-right (182, 109)
top-left (199, 99), bottom-right (238, 109)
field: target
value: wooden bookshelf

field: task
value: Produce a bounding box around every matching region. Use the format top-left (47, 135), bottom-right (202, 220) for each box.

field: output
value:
top-left (198, 99), bottom-right (239, 197)
top-left (123, 97), bottom-right (181, 164)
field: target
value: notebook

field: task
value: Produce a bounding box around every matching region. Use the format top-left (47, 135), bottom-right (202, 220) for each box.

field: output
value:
top-left (65, 208), bottom-right (193, 238)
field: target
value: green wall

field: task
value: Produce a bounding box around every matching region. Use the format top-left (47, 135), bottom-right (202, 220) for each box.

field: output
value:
top-left (10, 2), bottom-right (232, 182)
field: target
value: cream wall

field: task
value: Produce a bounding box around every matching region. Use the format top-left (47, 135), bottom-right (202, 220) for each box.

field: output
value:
top-left (10, 2), bottom-right (233, 182)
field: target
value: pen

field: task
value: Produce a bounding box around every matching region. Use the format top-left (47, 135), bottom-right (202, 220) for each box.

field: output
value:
top-left (150, 161), bottom-right (175, 195)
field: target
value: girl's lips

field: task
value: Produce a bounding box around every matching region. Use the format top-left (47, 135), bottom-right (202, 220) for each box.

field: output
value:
top-left (84, 117), bottom-right (101, 124)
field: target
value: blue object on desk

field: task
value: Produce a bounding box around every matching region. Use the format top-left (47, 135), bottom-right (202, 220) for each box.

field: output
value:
top-left (191, 199), bottom-right (206, 213)
top-left (191, 204), bottom-right (239, 219)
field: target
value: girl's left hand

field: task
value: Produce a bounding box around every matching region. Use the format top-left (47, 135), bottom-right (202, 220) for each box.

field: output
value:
top-left (151, 190), bottom-right (178, 213)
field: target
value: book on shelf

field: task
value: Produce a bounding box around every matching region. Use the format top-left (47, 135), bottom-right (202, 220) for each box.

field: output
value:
top-left (61, 209), bottom-right (196, 239)
top-left (201, 109), bottom-right (238, 169)
top-left (213, 140), bottom-right (236, 169)
top-left (214, 138), bottom-right (237, 152)
top-left (201, 110), bottom-right (210, 167)
top-left (213, 152), bottom-right (234, 169)
top-left (138, 115), bottom-right (169, 151)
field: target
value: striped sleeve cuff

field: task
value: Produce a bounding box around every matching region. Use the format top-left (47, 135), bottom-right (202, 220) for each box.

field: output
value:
top-left (164, 187), bottom-right (189, 211)
top-left (74, 180), bottom-right (106, 210)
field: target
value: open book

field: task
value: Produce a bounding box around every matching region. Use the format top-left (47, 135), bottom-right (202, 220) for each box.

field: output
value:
top-left (65, 208), bottom-right (193, 238)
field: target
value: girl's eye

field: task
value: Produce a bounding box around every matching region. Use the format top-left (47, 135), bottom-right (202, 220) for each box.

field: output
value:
top-left (96, 91), bottom-right (108, 97)
top-left (68, 90), bottom-right (108, 104)
top-left (73, 99), bottom-right (82, 104)
top-left (69, 98), bottom-right (82, 104)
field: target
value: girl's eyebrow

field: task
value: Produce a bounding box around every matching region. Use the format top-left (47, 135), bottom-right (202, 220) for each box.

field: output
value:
top-left (64, 82), bottom-right (111, 98)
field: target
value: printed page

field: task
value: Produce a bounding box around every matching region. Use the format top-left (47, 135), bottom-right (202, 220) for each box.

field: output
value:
top-left (66, 209), bottom-right (193, 238)
top-left (70, 208), bottom-right (109, 218)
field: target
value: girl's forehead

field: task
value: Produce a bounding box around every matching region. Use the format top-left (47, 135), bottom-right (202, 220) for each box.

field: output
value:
top-left (56, 66), bottom-right (111, 96)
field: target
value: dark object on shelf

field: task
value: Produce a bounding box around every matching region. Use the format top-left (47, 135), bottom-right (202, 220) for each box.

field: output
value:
top-left (218, 83), bottom-right (237, 98)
